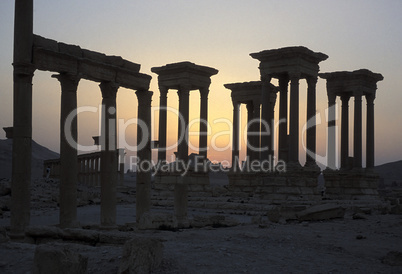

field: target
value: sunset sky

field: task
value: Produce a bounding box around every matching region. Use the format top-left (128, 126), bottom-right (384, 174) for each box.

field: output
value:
top-left (1, 0), bottom-right (402, 168)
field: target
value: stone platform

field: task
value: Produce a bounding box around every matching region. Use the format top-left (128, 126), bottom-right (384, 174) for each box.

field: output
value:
top-left (153, 171), bottom-right (211, 198)
top-left (323, 169), bottom-right (380, 200)
top-left (228, 168), bottom-right (321, 203)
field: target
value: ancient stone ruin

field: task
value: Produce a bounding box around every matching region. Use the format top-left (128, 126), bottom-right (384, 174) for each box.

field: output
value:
top-left (6, 1), bottom-right (402, 273)
top-left (11, 0), bottom-right (153, 237)
top-left (9, 0), bottom-right (385, 240)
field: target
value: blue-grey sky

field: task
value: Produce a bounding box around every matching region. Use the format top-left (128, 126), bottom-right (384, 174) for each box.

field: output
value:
top-left (1, 0), bottom-right (402, 166)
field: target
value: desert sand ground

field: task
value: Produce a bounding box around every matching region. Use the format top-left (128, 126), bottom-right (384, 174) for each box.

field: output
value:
top-left (0, 175), bottom-right (401, 274)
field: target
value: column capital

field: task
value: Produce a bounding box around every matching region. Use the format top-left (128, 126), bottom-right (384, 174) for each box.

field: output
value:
top-left (260, 74), bottom-right (272, 83)
top-left (289, 71), bottom-right (301, 81)
top-left (232, 99), bottom-right (239, 108)
top-left (328, 92), bottom-right (336, 104)
top-left (177, 85), bottom-right (191, 97)
top-left (246, 101), bottom-right (254, 112)
top-left (199, 87), bottom-right (210, 98)
top-left (52, 73), bottom-right (80, 91)
top-left (306, 76), bottom-right (318, 86)
top-left (136, 90), bottom-right (153, 106)
top-left (340, 94), bottom-right (350, 102)
top-left (159, 85), bottom-right (168, 96)
top-left (365, 93), bottom-right (376, 103)
top-left (99, 81), bottom-right (119, 98)
top-left (13, 62), bottom-right (35, 77)
top-left (278, 74), bottom-right (289, 83)
top-left (353, 91), bottom-right (363, 98)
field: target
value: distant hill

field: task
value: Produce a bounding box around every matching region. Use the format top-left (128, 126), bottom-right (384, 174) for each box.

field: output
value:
top-left (0, 139), bottom-right (59, 180)
top-left (375, 160), bottom-right (402, 186)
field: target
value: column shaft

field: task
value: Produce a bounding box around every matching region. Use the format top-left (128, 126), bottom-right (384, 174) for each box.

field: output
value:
top-left (366, 94), bottom-right (375, 169)
top-left (232, 101), bottom-right (240, 171)
top-left (53, 73), bottom-right (79, 228)
top-left (289, 74), bottom-right (300, 164)
top-left (260, 76), bottom-right (272, 161)
top-left (252, 101), bottom-right (261, 162)
top-left (136, 90), bottom-right (153, 222)
top-left (99, 81), bottom-right (118, 228)
top-left (177, 87), bottom-right (190, 162)
top-left (199, 88), bottom-right (209, 159)
top-left (327, 93), bottom-right (337, 169)
top-left (353, 94), bottom-right (363, 168)
top-left (10, 0), bottom-right (34, 238)
top-left (306, 77), bottom-right (317, 165)
top-left (269, 93), bottom-right (277, 162)
top-left (341, 95), bottom-right (350, 169)
top-left (278, 76), bottom-right (289, 162)
top-left (157, 86), bottom-right (168, 163)
top-left (246, 102), bottom-right (254, 161)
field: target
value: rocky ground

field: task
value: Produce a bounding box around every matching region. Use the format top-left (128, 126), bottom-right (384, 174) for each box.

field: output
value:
top-left (0, 177), bottom-right (401, 273)
top-left (0, 212), bottom-right (401, 273)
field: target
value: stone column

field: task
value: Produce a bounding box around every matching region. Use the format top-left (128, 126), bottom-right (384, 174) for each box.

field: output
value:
top-left (53, 73), bottom-right (80, 228)
top-left (366, 94), bottom-right (375, 169)
top-left (289, 73), bottom-right (300, 165)
top-left (95, 156), bottom-right (100, 186)
top-left (119, 149), bottom-right (125, 186)
top-left (340, 95), bottom-right (350, 169)
top-left (85, 158), bottom-right (89, 185)
top-left (10, 0), bottom-right (34, 238)
top-left (246, 102), bottom-right (254, 162)
top-left (177, 86), bottom-right (190, 162)
top-left (135, 90), bottom-right (153, 223)
top-left (252, 100), bottom-right (261, 162)
top-left (157, 85), bottom-right (168, 163)
top-left (353, 93), bottom-right (363, 168)
top-left (327, 92), bottom-right (337, 169)
top-left (99, 81), bottom-right (119, 228)
top-left (269, 93), bottom-right (276, 162)
top-left (278, 75), bottom-right (289, 163)
top-left (306, 77), bottom-right (318, 166)
top-left (199, 87), bottom-right (209, 160)
top-left (232, 100), bottom-right (240, 171)
top-left (260, 75), bottom-right (272, 162)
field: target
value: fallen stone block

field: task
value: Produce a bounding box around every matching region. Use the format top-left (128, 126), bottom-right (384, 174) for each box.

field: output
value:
top-left (63, 228), bottom-right (100, 244)
top-left (26, 226), bottom-right (64, 240)
top-left (297, 203), bottom-right (346, 221)
top-left (118, 237), bottom-right (164, 274)
top-left (33, 244), bottom-right (88, 274)
top-left (190, 215), bottom-right (239, 228)
top-left (138, 212), bottom-right (178, 230)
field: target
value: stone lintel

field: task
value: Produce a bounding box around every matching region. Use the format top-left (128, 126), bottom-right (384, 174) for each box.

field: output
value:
top-left (250, 46), bottom-right (328, 79)
top-left (33, 47), bottom-right (78, 75)
top-left (224, 81), bottom-right (278, 104)
top-left (32, 34), bottom-right (150, 90)
top-left (151, 61), bottom-right (218, 90)
top-left (319, 69), bottom-right (384, 97)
